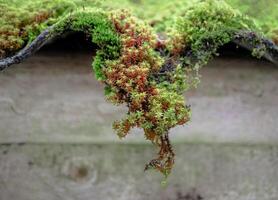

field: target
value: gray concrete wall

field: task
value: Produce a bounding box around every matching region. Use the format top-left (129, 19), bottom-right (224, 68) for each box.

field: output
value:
top-left (1, 144), bottom-right (278, 200)
top-left (0, 51), bottom-right (278, 200)
top-left (0, 52), bottom-right (277, 144)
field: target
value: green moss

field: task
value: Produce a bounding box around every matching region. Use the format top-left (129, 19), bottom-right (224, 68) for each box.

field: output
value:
top-left (175, 0), bottom-right (257, 66)
top-left (53, 9), bottom-right (121, 80)
top-left (92, 51), bottom-right (108, 80)
top-left (0, 0), bottom-right (81, 56)
top-left (228, 0), bottom-right (278, 39)
top-left (0, 0), bottom-right (277, 57)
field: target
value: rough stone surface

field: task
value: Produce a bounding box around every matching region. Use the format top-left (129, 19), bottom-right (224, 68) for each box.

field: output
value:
top-left (0, 144), bottom-right (278, 200)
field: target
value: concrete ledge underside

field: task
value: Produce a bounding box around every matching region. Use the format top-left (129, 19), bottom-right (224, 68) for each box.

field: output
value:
top-left (0, 51), bottom-right (277, 145)
top-left (0, 50), bottom-right (278, 200)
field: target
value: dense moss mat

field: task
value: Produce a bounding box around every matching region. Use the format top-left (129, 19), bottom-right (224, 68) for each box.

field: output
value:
top-left (0, 0), bottom-right (277, 57)
top-left (228, 0), bottom-right (278, 41)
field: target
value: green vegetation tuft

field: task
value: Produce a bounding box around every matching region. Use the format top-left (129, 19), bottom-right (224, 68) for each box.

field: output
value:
top-left (52, 9), bottom-right (121, 80)
top-left (0, 0), bottom-right (79, 56)
top-left (175, 0), bottom-right (257, 67)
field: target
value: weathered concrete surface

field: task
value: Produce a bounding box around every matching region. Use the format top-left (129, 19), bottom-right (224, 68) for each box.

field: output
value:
top-left (0, 51), bottom-right (277, 144)
top-left (0, 50), bottom-right (278, 200)
top-left (0, 143), bottom-right (278, 200)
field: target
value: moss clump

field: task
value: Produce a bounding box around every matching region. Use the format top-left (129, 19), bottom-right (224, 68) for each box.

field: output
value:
top-left (102, 10), bottom-right (191, 177)
top-left (228, 0), bottom-right (278, 42)
top-left (57, 10), bottom-right (122, 80)
top-left (174, 0), bottom-right (257, 66)
top-left (0, 0), bottom-right (81, 57)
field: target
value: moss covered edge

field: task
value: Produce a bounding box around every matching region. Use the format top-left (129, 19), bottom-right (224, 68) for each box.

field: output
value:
top-left (1, 0), bottom-right (277, 179)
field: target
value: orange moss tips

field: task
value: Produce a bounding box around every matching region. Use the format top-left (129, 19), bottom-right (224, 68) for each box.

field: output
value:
top-left (146, 89), bottom-right (191, 135)
top-left (113, 119), bottom-right (132, 138)
top-left (271, 30), bottom-right (278, 45)
top-left (0, 36), bottom-right (24, 58)
top-left (113, 109), bottom-right (146, 138)
top-left (0, 0), bottom-right (81, 57)
top-left (166, 31), bottom-right (186, 56)
top-left (104, 9), bottom-right (163, 98)
top-left (0, 5), bottom-right (55, 57)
